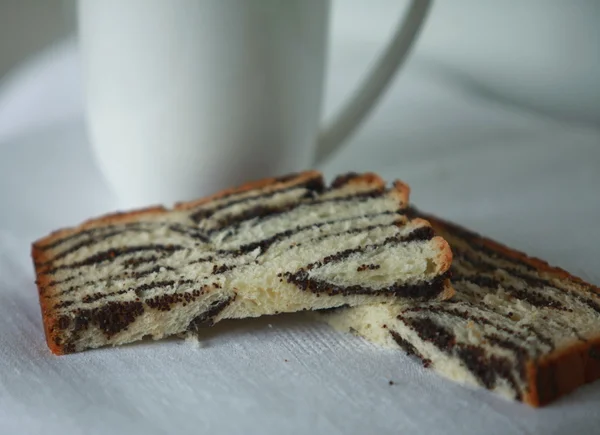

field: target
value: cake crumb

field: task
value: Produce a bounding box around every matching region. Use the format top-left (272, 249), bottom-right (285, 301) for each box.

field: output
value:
top-left (184, 333), bottom-right (205, 349)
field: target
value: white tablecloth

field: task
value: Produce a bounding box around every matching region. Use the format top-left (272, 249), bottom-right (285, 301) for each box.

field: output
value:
top-left (1, 36), bottom-right (599, 435)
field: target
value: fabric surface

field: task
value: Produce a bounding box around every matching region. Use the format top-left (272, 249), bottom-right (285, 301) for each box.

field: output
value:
top-left (1, 37), bottom-right (600, 435)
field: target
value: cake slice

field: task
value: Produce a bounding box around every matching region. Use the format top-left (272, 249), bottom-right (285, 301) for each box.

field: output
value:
top-left (32, 172), bottom-right (454, 355)
top-left (322, 208), bottom-right (600, 406)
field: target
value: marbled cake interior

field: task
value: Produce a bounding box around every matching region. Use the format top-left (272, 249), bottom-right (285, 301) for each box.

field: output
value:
top-left (33, 173), bottom-right (453, 354)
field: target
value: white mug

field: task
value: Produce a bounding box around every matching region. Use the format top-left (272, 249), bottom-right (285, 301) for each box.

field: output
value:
top-left (78, 0), bottom-right (431, 208)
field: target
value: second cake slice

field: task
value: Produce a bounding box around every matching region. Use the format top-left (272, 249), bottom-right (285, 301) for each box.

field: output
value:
top-left (321, 207), bottom-right (600, 406)
top-left (33, 171), bottom-right (454, 354)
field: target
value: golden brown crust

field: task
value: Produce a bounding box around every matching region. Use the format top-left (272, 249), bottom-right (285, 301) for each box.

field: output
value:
top-left (358, 172), bottom-right (385, 187)
top-left (525, 337), bottom-right (600, 406)
top-left (401, 216), bottom-right (453, 287)
top-left (430, 235), bottom-right (454, 301)
top-left (403, 217), bottom-right (453, 277)
top-left (392, 180), bottom-right (410, 205)
top-left (437, 279), bottom-right (456, 301)
top-left (341, 172), bottom-right (385, 188)
top-left (388, 181), bottom-right (410, 209)
top-left (330, 172), bottom-right (386, 190)
top-left (174, 170), bottom-right (323, 211)
top-left (473, 235), bottom-right (597, 293)
top-left (431, 236), bottom-right (453, 276)
top-left (32, 245), bottom-right (65, 355)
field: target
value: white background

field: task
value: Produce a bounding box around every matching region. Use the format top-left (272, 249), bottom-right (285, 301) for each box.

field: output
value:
top-left (1, 0), bottom-right (599, 127)
top-left (1, 2), bottom-right (599, 434)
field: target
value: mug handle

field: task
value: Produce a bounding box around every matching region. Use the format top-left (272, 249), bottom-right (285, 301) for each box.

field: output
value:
top-left (315, 0), bottom-right (432, 163)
